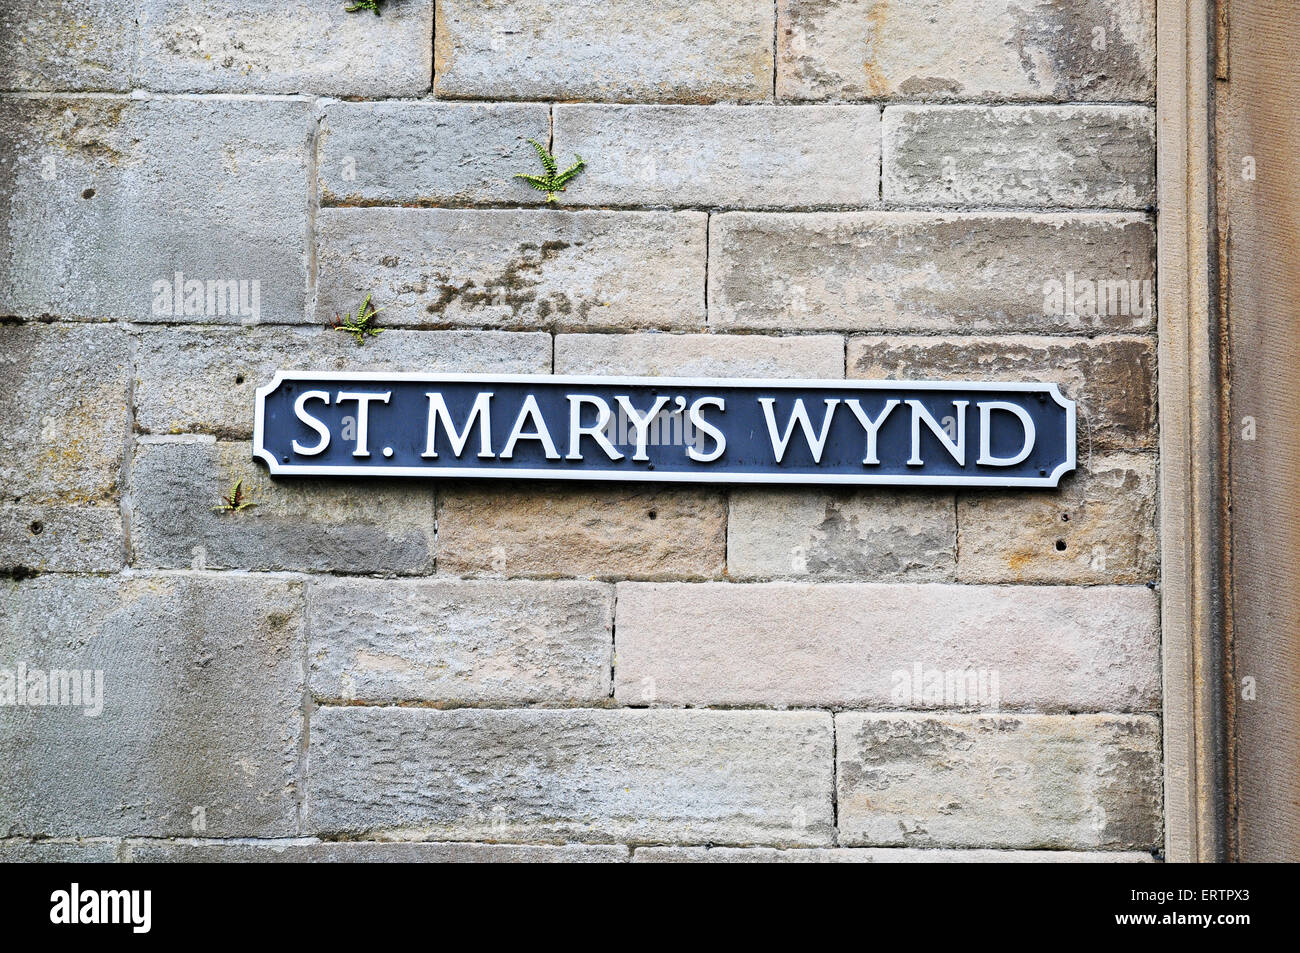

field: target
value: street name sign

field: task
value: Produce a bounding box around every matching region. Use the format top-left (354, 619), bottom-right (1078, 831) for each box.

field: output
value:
top-left (253, 372), bottom-right (1075, 487)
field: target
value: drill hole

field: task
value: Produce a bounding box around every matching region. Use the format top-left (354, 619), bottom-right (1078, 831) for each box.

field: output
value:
top-left (1055, 539), bottom-right (1067, 551)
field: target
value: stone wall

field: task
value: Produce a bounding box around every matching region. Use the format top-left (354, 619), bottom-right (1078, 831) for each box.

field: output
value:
top-left (0, 0), bottom-right (1160, 861)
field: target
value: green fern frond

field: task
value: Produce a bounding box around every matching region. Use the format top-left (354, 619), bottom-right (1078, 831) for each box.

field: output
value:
top-left (513, 173), bottom-right (553, 192)
top-left (331, 293), bottom-right (385, 345)
top-left (528, 138), bottom-right (558, 175)
top-left (553, 156), bottom-right (585, 187)
top-left (344, 0), bottom-right (382, 14)
top-left (512, 138), bottom-right (586, 203)
top-left (214, 478), bottom-right (258, 514)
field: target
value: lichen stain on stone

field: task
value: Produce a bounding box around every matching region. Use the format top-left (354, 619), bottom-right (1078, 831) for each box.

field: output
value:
top-left (1006, 551), bottom-right (1035, 574)
top-left (1097, 742), bottom-right (1160, 848)
top-left (861, 0), bottom-right (891, 96)
top-left (156, 13), bottom-right (287, 76)
top-left (124, 574), bottom-right (178, 605)
top-left (1007, 0), bottom-right (1145, 100)
top-left (266, 610), bottom-right (294, 632)
top-left (423, 238), bottom-right (592, 325)
top-left (31, 99), bottom-right (130, 165)
top-left (15, 14), bottom-right (105, 79)
top-left (849, 718), bottom-right (974, 772)
top-left (896, 76), bottom-right (964, 97)
top-left (353, 650), bottom-right (426, 677)
top-left (808, 501), bottom-right (878, 575)
top-left (31, 380), bottom-right (123, 505)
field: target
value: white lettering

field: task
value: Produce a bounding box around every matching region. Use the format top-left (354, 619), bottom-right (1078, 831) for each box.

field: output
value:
top-left (906, 399), bottom-right (967, 467)
top-left (499, 394), bottom-right (561, 460)
top-left (566, 395), bottom-right (623, 461)
top-left (614, 395), bottom-right (671, 462)
top-left (686, 397), bottom-right (726, 462)
top-left (291, 390), bottom-right (331, 456)
top-left (423, 391), bottom-right (494, 459)
top-left (335, 391), bottom-right (391, 458)
top-left (844, 398), bottom-right (899, 466)
top-left (758, 398), bottom-right (840, 464)
top-left (50, 884), bottom-right (151, 934)
top-left (976, 401), bottom-right (1036, 466)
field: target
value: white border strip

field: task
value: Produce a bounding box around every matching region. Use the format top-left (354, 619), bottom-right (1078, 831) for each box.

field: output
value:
top-left (251, 372), bottom-right (1077, 488)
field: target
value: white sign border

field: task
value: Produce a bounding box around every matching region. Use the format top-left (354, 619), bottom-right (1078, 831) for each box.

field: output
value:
top-left (252, 371), bottom-right (1077, 488)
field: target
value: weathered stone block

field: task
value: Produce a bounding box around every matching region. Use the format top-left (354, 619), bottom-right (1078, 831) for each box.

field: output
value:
top-left (709, 211), bottom-right (1156, 333)
top-left (555, 332), bottom-right (844, 379)
top-left (0, 0), bottom-right (137, 91)
top-left (317, 101), bottom-right (550, 206)
top-left (125, 840), bottom-right (628, 862)
top-left (552, 105), bottom-right (880, 208)
top-left (136, 0), bottom-right (433, 95)
top-left (131, 438), bottom-right (436, 574)
top-left (847, 335), bottom-right (1156, 452)
top-left (316, 208), bottom-right (707, 331)
top-left (435, 0), bottom-right (772, 103)
top-left (0, 325), bottom-right (125, 570)
top-left (307, 578), bottom-right (613, 705)
top-left (633, 846), bottom-right (1154, 862)
top-left (778, 0), bottom-right (1155, 102)
top-left (0, 96), bottom-right (311, 322)
top-left (134, 326), bottom-right (551, 439)
top-left (883, 105), bottom-right (1155, 207)
top-left (0, 506), bottom-right (122, 573)
top-left (958, 453), bottom-right (1158, 584)
top-left (0, 840), bottom-right (119, 862)
top-left (0, 325), bottom-right (129, 505)
top-left (727, 489), bottom-right (955, 581)
top-left (835, 713), bottom-right (1163, 849)
top-left (307, 707), bottom-right (835, 845)
top-left (0, 574), bottom-right (304, 837)
top-left (614, 582), bottom-right (1159, 710)
top-left (436, 486), bottom-right (726, 580)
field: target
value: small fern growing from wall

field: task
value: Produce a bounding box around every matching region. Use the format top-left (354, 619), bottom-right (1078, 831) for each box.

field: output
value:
top-left (344, 0), bottom-right (382, 14)
top-left (331, 293), bottom-right (385, 345)
top-left (514, 139), bottom-right (585, 203)
top-left (214, 479), bottom-right (257, 514)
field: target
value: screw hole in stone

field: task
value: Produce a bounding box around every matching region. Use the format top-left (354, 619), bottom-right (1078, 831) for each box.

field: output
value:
top-left (648, 510), bottom-right (657, 520)
top-left (29, 521), bottom-right (44, 535)
top-left (1055, 539), bottom-right (1067, 551)
top-left (235, 374), bottom-right (245, 385)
